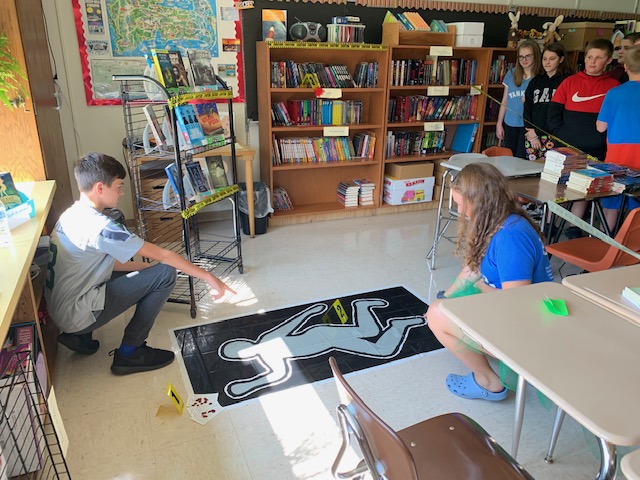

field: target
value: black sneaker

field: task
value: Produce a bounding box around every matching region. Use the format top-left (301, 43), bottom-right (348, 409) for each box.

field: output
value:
top-left (565, 226), bottom-right (584, 239)
top-left (59, 332), bottom-right (100, 355)
top-left (110, 342), bottom-right (175, 375)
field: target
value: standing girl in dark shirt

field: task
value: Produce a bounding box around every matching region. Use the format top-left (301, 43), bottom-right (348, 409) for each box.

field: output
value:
top-left (523, 42), bottom-right (572, 161)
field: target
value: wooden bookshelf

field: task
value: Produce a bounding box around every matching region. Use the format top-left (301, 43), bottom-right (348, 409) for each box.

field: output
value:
top-left (256, 41), bottom-right (389, 223)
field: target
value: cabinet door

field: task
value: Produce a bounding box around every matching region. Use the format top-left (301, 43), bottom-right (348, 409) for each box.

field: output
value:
top-left (0, 0), bottom-right (73, 229)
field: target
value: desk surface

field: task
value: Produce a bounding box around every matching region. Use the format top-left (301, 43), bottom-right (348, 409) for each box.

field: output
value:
top-left (511, 177), bottom-right (618, 204)
top-left (621, 449), bottom-right (640, 480)
top-left (440, 282), bottom-right (640, 446)
top-left (562, 265), bottom-right (640, 327)
top-left (442, 156), bottom-right (544, 178)
top-left (0, 181), bottom-right (56, 339)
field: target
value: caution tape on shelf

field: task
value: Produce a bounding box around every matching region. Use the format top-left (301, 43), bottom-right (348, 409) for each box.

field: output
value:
top-left (546, 201), bottom-right (640, 262)
top-left (181, 185), bottom-right (239, 219)
top-left (168, 90), bottom-right (233, 108)
top-left (265, 41), bottom-right (387, 51)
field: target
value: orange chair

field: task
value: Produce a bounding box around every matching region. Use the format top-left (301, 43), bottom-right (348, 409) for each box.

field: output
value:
top-left (482, 145), bottom-right (513, 157)
top-left (329, 357), bottom-right (533, 480)
top-left (545, 207), bottom-right (640, 272)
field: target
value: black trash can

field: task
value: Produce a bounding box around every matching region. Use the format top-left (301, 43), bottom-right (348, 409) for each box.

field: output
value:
top-left (238, 182), bottom-right (271, 235)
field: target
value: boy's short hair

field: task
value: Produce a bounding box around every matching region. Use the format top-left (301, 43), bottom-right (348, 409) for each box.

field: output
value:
top-left (625, 45), bottom-right (640, 74)
top-left (74, 152), bottom-right (126, 192)
top-left (585, 38), bottom-right (614, 58)
top-left (626, 32), bottom-right (640, 44)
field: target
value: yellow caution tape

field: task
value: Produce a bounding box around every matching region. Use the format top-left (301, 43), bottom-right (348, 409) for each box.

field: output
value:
top-left (181, 185), bottom-right (239, 219)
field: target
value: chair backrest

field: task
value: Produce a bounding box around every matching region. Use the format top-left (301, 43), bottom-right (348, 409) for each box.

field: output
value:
top-left (329, 357), bottom-right (418, 480)
top-left (482, 145), bottom-right (513, 157)
top-left (604, 207), bottom-right (640, 268)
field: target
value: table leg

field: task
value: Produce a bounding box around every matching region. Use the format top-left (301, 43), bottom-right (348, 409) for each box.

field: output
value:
top-left (511, 374), bottom-right (527, 459)
top-left (544, 407), bottom-right (566, 464)
top-left (592, 200), bottom-right (611, 237)
top-left (426, 169), bottom-right (451, 270)
top-left (596, 438), bottom-right (617, 480)
top-left (244, 156), bottom-right (255, 238)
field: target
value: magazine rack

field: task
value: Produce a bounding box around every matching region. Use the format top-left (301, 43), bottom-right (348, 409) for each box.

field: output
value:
top-left (0, 350), bottom-right (70, 479)
top-left (113, 75), bottom-right (243, 318)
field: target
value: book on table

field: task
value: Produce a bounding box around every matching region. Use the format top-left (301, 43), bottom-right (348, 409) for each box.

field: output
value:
top-left (622, 286), bottom-right (640, 308)
top-left (0, 172), bottom-right (24, 209)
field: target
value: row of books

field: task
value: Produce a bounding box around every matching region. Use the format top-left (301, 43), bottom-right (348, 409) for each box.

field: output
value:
top-left (270, 61), bottom-right (377, 89)
top-left (388, 95), bottom-right (478, 123)
top-left (271, 135), bottom-right (374, 165)
top-left (539, 147), bottom-right (590, 185)
top-left (337, 179), bottom-right (376, 207)
top-left (390, 58), bottom-right (478, 87)
top-left (484, 100), bottom-right (500, 122)
top-left (326, 24), bottom-right (366, 43)
top-left (385, 130), bottom-right (446, 157)
top-left (271, 99), bottom-right (364, 127)
top-left (383, 10), bottom-right (447, 32)
top-left (566, 168), bottom-right (614, 195)
top-left (488, 55), bottom-right (514, 84)
top-left (164, 156), bottom-right (230, 208)
top-left (150, 49), bottom-right (218, 92)
top-left (143, 102), bottom-right (227, 152)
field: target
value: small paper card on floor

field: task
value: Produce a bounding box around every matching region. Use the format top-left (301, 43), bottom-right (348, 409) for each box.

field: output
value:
top-left (186, 393), bottom-right (223, 425)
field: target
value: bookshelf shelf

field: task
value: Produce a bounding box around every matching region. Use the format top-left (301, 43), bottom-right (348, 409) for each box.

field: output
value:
top-left (272, 123), bottom-right (381, 132)
top-left (384, 153), bottom-right (449, 164)
top-left (273, 159), bottom-right (378, 171)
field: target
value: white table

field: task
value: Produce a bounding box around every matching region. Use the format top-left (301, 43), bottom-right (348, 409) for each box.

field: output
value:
top-left (440, 282), bottom-right (640, 480)
top-left (622, 449), bottom-right (640, 480)
top-left (562, 265), bottom-right (640, 326)
top-left (426, 154), bottom-right (543, 269)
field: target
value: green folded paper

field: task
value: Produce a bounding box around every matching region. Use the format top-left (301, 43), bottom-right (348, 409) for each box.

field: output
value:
top-left (543, 297), bottom-right (568, 316)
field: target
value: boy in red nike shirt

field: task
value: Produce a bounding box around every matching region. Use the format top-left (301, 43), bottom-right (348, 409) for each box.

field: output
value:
top-left (548, 39), bottom-right (619, 235)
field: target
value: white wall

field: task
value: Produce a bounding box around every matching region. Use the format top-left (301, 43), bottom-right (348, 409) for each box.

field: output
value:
top-left (44, 0), bottom-right (250, 219)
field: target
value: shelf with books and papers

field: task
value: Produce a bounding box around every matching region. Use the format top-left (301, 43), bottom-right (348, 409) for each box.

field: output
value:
top-left (257, 41), bottom-right (388, 222)
top-left (113, 74), bottom-right (243, 318)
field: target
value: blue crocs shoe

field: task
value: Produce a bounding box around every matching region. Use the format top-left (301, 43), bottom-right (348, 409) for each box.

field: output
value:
top-left (446, 372), bottom-right (507, 401)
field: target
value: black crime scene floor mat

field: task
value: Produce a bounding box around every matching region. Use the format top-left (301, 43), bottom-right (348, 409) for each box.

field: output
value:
top-left (173, 286), bottom-right (442, 407)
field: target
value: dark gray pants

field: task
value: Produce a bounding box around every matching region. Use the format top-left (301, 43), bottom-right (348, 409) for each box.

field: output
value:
top-left (76, 264), bottom-right (176, 346)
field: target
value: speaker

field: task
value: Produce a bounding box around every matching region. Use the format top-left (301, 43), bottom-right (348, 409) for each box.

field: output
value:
top-left (289, 22), bottom-right (327, 42)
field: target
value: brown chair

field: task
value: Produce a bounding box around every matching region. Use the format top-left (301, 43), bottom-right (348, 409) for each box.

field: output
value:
top-left (545, 207), bottom-right (640, 272)
top-left (329, 357), bottom-right (534, 480)
top-left (482, 145), bottom-right (514, 157)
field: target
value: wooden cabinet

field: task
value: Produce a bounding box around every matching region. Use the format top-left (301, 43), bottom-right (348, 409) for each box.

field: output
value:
top-left (256, 42), bottom-right (389, 224)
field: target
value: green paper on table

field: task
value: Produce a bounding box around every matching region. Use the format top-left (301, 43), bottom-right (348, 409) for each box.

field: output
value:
top-left (543, 296), bottom-right (568, 316)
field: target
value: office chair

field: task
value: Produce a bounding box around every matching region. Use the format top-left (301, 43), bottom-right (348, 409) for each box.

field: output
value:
top-left (329, 357), bottom-right (534, 480)
top-left (482, 145), bottom-right (514, 157)
top-left (545, 207), bottom-right (640, 273)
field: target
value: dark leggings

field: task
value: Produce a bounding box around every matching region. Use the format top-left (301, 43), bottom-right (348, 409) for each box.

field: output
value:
top-left (503, 124), bottom-right (527, 159)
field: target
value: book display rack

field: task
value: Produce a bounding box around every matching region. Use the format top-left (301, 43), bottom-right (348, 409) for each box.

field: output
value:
top-left (113, 75), bottom-right (242, 318)
top-left (0, 350), bottom-right (70, 479)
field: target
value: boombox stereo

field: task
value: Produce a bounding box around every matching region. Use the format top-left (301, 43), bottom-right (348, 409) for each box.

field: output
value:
top-left (289, 22), bottom-right (327, 42)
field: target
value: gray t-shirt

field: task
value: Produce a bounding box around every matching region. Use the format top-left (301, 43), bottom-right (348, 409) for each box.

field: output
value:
top-left (44, 201), bottom-right (144, 333)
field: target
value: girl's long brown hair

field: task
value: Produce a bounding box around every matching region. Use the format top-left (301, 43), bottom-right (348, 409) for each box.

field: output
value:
top-left (452, 163), bottom-right (544, 273)
top-left (514, 39), bottom-right (542, 86)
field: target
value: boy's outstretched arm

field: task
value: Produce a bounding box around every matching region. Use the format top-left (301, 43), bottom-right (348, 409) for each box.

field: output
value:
top-left (138, 241), bottom-right (236, 299)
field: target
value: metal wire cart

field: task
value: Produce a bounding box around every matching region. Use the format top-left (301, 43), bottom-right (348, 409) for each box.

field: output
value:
top-left (113, 75), bottom-right (243, 318)
top-left (0, 350), bottom-right (70, 479)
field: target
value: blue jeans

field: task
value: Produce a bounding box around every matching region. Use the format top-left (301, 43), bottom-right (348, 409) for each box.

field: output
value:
top-left (75, 264), bottom-right (176, 346)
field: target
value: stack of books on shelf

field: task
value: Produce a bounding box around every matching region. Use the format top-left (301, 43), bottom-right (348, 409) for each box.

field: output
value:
top-left (327, 16), bottom-right (365, 43)
top-left (540, 147), bottom-right (590, 185)
top-left (273, 186), bottom-right (294, 211)
top-left (566, 168), bottom-right (614, 194)
top-left (272, 99), bottom-right (363, 127)
top-left (352, 132), bottom-right (376, 159)
top-left (388, 95), bottom-right (478, 122)
top-left (489, 55), bottom-right (512, 84)
top-left (390, 58), bottom-right (478, 87)
top-left (353, 62), bottom-right (379, 88)
top-left (337, 181), bottom-right (360, 207)
top-left (353, 178), bottom-right (375, 206)
top-left (272, 136), bottom-right (358, 165)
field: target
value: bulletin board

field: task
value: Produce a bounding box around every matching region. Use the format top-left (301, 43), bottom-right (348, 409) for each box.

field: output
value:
top-left (71, 0), bottom-right (245, 106)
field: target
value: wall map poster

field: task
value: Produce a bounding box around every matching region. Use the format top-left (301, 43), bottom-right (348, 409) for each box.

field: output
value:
top-left (72, 0), bottom-right (245, 105)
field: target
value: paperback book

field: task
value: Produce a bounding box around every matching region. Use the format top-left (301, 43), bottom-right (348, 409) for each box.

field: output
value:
top-left (199, 156), bottom-right (229, 190)
top-left (184, 161), bottom-right (211, 201)
top-left (142, 104), bottom-right (166, 148)
top-left (187, 50), bottom-right (217, 90)
top-left (262, 9), bottom-right (287, 42)
top-left (0, 172), bottom-right (23, 209)
top-left (192, 102), bottom-right (224, 136)
top-left (167, 50), bottom-right (190, 88)
top-left (150, 49), bottom-right (178, 89)
top-left (174, 104), bottom-right (208, 147)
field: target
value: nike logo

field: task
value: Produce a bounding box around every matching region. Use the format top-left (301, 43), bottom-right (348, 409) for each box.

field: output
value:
top-left (571, 93), bottom-right (606, 103)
